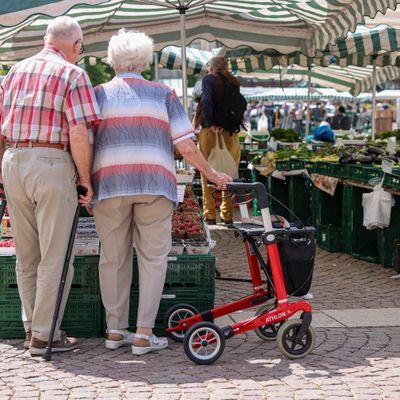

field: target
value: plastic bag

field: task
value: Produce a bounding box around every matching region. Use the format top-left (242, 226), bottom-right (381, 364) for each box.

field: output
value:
top-left (192, 79), bottom-right (202, 103)
top-left (207, 134), bottom-right (239, 179)
top-left (362, 182), bottom-right (394, 229)
top-left (313, 125), bottom-right (335, 143)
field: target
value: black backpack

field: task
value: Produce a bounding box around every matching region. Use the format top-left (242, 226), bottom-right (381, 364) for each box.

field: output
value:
top-left (213, 73), bottom-right (247, 133)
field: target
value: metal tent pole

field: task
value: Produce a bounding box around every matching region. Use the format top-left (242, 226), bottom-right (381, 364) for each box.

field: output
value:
top-left (179, 5), bottom-right (188, 112)
top-left (154, 52), bottom-right (159, 82)
top-left (305, 65), bottom-right (312, 137)
top-left (371, 56), bottom-right (377, 140)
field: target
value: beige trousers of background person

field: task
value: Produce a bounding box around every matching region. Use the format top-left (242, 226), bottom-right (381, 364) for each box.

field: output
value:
top-left (198, 127), bottom-right (241, 222)
top-left (2, 147), bottom-right (77, 342)
top-left (93, 195), bottom-right (174, 330)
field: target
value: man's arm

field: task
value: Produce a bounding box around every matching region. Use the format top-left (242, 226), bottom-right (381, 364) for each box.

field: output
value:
top-left (175, 138), bottom-right (232, 188)
top-left (69, 122), bottom-right (93, 205)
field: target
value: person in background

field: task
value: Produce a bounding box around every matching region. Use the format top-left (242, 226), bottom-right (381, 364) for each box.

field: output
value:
top-left (0, 16), bottom-right (99, 356)
top-left (195, 56), bottom-right (241, 226)
top-left (91, 30), bottom-right (232, 355)
top-left (331, 105), bottom-right (350, 130)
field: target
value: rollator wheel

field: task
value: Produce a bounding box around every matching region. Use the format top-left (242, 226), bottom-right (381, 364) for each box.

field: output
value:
top-left (163, 304), bottom-right (199, 342)
top-left (183, 322), bottom-right (225, 365)
top-left (254, 303), bottom-right (283, 341)
top-left (276, 319), bottom-right (315, 359)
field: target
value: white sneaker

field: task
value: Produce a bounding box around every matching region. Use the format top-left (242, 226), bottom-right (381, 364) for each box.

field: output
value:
top-left (131, 333), bottom-right (168, 355)
top-left (105, 329), bottom-right (135, 350)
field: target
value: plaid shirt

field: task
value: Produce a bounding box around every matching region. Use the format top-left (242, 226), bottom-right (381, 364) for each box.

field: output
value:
top-left (0, 45), bottom-right (100, 144)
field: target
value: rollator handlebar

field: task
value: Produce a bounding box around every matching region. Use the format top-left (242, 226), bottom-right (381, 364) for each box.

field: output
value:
top-left (226, 180), bottom-right (269, 210)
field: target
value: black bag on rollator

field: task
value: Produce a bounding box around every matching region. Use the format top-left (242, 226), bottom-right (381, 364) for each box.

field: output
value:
top-left (278, 231), bottom-right (316, 296)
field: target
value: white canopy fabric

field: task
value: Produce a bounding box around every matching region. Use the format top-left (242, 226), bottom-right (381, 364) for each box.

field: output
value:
top-left (244, 87), bottom-right (354, 101)
top-left (1, 0), bottom-right (400, 62)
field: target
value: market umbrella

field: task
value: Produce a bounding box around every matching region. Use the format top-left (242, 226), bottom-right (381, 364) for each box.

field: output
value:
top-left (1, 0), bottom-right (399, 111)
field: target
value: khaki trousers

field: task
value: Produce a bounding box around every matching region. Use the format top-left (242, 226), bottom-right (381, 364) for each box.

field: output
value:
top-left (198, 127), bottom-right (241, 221)
top-left (93, 195), bottom-right (174, 330)
top-left (2, 147), bottom-right (77, 341)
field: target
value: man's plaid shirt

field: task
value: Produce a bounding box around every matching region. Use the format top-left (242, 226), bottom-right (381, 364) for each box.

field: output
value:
top-left (0, 45), bottom-right (100, 144)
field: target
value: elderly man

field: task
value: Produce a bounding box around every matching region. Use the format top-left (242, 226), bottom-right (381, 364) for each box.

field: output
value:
top-left (0, 16), bottom-right (100, 356)
top-left (196, 56), bottom-right (242, 226)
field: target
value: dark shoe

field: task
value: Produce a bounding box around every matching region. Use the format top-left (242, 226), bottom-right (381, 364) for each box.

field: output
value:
top-left (23, 331), bottom-right (32, 349)
top-left (29, 334), bottom-right (78, 356)
top-left (221, 218), bottom-right (234, 228)
top-left (203, 218), bottom-right (216, 225)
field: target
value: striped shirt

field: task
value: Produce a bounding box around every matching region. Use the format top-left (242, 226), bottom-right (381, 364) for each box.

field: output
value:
top-left (92, 72), bottom-right (194, 204)
top-left (0, 45), bottom-right (100, 144)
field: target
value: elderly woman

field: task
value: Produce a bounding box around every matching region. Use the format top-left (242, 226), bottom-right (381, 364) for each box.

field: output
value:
top-left (92, 29), bottom-right (231, 355)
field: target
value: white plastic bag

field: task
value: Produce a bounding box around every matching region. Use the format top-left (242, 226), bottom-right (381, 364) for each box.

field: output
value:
top-left (362, 182), bottom-right (394, 230)
top-left (208, 133), bottom-right (239, 179)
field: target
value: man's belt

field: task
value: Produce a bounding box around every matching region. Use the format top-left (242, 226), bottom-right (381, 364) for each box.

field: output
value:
top-left (9, 141), bottom-right (70, 151)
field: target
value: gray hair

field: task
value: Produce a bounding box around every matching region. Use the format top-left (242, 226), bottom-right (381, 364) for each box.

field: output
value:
top-left (46, 16), bottom-right (82, 42)
top-left (208, 56), bottom-right (228, 72)
top-left (107, 29), bottom-right (154, 73)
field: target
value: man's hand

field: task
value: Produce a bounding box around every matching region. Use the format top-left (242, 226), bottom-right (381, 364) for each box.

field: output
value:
top-left (210, 125), bottom-right (223, 134)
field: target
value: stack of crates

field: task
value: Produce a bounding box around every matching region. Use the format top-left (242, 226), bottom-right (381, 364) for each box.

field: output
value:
top-left (342, 185), bottom-right (379, 263)
top-left (378, 197), bottom-right (400, 268)
top-left (314, 185), bottom-right (344, 252)
top-left (0, 255), bottom-right (103, 338)
top-left (287, 176), bottom-right (312, 225)
top-left (129, 254), bottom-right (215, 335)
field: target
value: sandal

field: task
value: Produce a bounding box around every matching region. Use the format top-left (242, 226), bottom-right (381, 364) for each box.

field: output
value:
top-left (131, 333), bottom-right (168, 355)
top-left (105, 329), bottom-right (135, 350)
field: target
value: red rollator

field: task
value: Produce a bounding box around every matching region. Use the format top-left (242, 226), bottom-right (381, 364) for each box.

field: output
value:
top-left (164, 181), bottom-right (316, 364)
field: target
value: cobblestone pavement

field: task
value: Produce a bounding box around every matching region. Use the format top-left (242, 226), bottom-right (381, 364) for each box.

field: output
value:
top-left (1, 227), bottom-right (400, 400)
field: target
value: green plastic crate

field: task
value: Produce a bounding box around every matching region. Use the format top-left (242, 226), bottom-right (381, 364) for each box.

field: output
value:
top-left (131, 254), bottom-right (215, 292)
top-left (267, 175), bottom-right (290, 221)
top-left (327, 163), bottom-right (348, 179)
top-left (377, 197), bottom-right (400, 268)
top-left (312, 185), bottom-right (343, 227)
top-left (128, 291), bottom-right (215, 336)
top-left (383, 170), bottom-right (400, 189)
top-left (287, 159), bottom-right (306, 170)
top-left (317, 224), bottom-right (342, 252)
top-left (0, 293), bottom-right (103, 339)
top-left (347, 165), bottom-right (366, 182)
top-left (0, 255), bottom-right (100, 295)
top-left (305, 161), bottom-right (317, 174)
top-left (288, 176), bottom-right (312, 225)
top-left (341, 185), bottom-right (379, 263)
top-left (275, 160), bottom-right (289, 171)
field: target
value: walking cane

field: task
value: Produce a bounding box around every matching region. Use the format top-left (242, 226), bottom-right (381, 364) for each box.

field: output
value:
top-left (43, 185), bottom-right (87, 361)
top-left (0, 184), bottom-right (7, 222)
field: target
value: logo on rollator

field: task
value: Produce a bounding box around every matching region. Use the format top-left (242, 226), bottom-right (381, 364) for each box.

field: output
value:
top-left (265, 312), bottom-right (287, 324)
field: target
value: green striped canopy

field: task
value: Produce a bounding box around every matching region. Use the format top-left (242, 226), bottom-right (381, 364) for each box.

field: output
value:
top-left (235, 64), bottom-right (400, 96)
top-left (226, 24), bottom-right (400, 70)
top-left (1, 0), bottom-right (399, 63)
top-left (244, 87), bottom-right (355, 101)
top-left (158, 46), bottom-right (212, 75)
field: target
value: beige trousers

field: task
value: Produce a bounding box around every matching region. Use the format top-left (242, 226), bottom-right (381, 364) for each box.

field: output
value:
top-left (93, 195), bottom-right (174, 330)
top-left (2, 147), bottom-right (77, 341)
top-left (198, 127), bottom-right (241, 221)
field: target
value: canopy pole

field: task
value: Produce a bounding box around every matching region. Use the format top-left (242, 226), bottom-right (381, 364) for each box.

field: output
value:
top-left (179, 5), bottom-right (188, 112)
top-left (305, 65), bottom-right (312, 138)
top-left (371, 56), bottom-right (377, 140)
top-left (154, 52), bottom-right (159, 82)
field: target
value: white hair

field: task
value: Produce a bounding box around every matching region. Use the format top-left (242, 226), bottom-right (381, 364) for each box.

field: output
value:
top-left (46, 16), bottom-right (82, 42)
top-left (107, 29), bottom-right (154, 73)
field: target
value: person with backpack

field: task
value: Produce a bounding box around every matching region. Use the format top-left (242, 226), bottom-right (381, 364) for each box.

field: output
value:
top-left (195, 56), bottom-right (246, 226)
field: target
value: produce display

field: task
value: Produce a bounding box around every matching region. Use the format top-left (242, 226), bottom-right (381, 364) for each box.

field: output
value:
top-left (270, 128), bottom-right (300, 143)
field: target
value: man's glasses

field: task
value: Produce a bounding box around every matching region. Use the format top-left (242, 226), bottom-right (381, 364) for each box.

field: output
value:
top-left (75, 39), bottom-right (84, 54)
